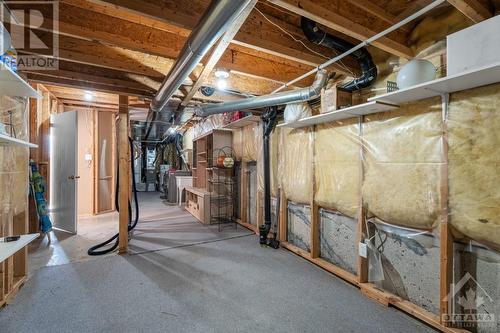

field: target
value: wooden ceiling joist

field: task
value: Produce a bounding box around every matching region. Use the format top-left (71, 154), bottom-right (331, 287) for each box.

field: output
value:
top-left (267, 0), bottom-right (414, 59)
top-left (447, 0), bottom-right (492, 22)
top-left (63, 0), bottom-right (360, 75)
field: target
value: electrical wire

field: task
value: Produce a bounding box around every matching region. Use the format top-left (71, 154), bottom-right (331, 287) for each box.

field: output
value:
top-left (87, 137), bottom-right (139, 256)
top-left (253, 7), bottom-right (355, 77)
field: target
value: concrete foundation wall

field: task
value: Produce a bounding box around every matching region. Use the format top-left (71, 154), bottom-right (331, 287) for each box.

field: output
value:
top-left (319, 209), bottom-right (358, 275)
top-left (288, 202), bottom-right (311, 251)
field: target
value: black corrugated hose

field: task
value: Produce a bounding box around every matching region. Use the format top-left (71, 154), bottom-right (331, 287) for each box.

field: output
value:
top-left (87, 137), bottom-right (139, 256)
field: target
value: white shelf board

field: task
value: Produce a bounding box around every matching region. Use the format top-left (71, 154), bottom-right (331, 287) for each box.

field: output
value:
top-left (277, 101), bottom-right (399, 129)
top-left (369, 62), bottom-right (500, 105)
top-left (0, 233), bottom-right (39, 263)
top-left (0, 133), bottom-right (38, 148)
top-left (0, 64), bottom-right (41, 99)
top-left (224, 115), bottom-right (260, 129)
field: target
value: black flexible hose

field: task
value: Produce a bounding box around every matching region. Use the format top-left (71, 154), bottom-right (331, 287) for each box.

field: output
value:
top-left (87, 137), bottom-right (139, 256)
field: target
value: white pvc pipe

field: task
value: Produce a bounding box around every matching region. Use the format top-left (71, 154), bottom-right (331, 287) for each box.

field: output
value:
top-left (271, 0), bottom-right (446, 93)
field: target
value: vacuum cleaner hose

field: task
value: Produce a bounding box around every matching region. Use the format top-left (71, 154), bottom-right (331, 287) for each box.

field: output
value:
top-left (87, 137), bottom-right (139, 256)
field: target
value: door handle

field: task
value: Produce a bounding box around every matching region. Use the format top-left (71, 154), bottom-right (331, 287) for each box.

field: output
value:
top-left (68, 175), bottom-right (81, 180)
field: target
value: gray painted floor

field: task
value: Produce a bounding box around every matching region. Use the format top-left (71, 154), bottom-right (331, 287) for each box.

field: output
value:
top-left (1, 193), bottom-right (437, 332)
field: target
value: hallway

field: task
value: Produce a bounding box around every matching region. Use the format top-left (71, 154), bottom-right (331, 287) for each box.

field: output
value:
top-left (2, 193), bottom-right (436, 332)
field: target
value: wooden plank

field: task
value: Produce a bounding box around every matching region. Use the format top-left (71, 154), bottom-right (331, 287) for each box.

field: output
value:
top-left (278, 194), bottom-right (288, 242)
top-left (181, 0), bottom-right (257, 106)
top-left (439, 94), bottom-right (454, 327)
top-left (240, 161), bottom-right (248, 225)
top-left (118, 95), bottom-right (130, 253)
top-left (447, 0), bottom-right (492, 22)
top-left (268, 0), bottom-right (413, 59)
top-left (310, 126), bottom-right (319, 258)
top-left (346, 0), bottom-right (410, 33)
top-left (356, 117), bottom-right (368, 283)
top-left (66, 0), bottom-right (359, 75)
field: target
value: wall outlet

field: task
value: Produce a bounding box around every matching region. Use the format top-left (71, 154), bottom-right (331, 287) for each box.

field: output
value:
top-left (359, 242), bottom-right (367, 258)
top-left (84, 153), bottom-right (92, 161)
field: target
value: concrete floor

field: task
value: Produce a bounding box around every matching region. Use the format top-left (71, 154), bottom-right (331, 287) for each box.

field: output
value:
top-left (4, 192), bottom-right (437, 332)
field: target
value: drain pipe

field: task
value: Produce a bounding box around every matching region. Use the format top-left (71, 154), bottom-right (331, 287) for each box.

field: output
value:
top-left (260, 106), bottom-right (279, 249)
top-left (149, 0), bottom-right (254, 116)
top-left (195, 70), bottom-right (329, 116)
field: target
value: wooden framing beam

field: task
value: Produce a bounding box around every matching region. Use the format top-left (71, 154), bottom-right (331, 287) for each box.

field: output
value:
top-left (447, 0), bottom-right (492, 22)
top-left (62, 0), bottom-right (359, 76)
top-left (118, 95), bottom-right (130, 253)
top-left (267, 0), bottom-right (413, 58)
top-left (346, 0), bottom-right (410, 33)
top-left (181, 0), bottom-right (257, 106)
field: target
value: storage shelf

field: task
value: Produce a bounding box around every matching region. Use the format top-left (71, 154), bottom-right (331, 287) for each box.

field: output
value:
top-left (0, 133), bottom-right (38, 148)
top-left (277, 101), bottom-right (399, 129)
top-left (0, 233), bottom-right (39, 263)
top-left (0, 64), bottom-right (41, 98)
top-left (224, 115), bottom-right (260, 129)
top-left (369, 61), bottom-right (500, 105)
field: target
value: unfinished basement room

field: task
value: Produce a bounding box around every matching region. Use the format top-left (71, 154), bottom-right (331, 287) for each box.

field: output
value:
top-left (0, 0), bottom-right (499, 332)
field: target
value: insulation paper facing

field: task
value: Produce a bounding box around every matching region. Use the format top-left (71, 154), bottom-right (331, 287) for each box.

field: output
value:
top-left (448, 83), bottom-right (500, 250)
top-left (315, 119), bottom-right (361, 218)
top-left (362, 98), bottom-right (444, 230)
top-left (279, 127), bottom-right (313, 205)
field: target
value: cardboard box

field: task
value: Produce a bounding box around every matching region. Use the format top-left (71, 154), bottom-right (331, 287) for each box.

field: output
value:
top-left (321, 85), bottom-right (352, 114)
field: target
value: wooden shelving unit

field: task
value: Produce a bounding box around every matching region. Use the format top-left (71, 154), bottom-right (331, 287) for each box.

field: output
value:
top-left (185, 129), bottom-right (233, 224)
top-left (0, 65), bottom-right (40, 307)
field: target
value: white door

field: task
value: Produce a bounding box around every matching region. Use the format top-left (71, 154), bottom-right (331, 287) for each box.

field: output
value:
top-left (50, 111), bottom-right (78, 234)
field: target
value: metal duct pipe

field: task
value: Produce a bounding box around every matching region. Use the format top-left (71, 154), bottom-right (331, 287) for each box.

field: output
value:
top-left (195, 69), bottom-right (329, 117)
top-left (149, 0), bottom-right (253, 114)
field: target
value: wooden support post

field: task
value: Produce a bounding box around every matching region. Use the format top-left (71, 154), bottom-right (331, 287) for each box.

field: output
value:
top-left (439, 94), bottom-right (454, 326)
top-left (310, 126), bottom-right (319, 258)
top-left (357, 116), bottom-right (368, 283)
top-left (118, 95), bottom-right (130, 254)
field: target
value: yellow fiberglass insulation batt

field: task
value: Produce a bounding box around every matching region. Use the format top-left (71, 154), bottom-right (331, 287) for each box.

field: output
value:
top-left (280, 127), bottom-right (313, 205)
top-left (315, 119), bottom-right (360, 218)
top-left (241, 123), bottom-right (261, 162)
top-left (362, 98), bottom-right (444, 230)
top-left (448, 83), bottom-right (500, 249)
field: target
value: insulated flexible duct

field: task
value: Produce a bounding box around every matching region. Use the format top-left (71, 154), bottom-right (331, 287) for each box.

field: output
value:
top-left (301, 17), bottom-right (377, 91)
top-left (195, 69), bottom-right (329, 117)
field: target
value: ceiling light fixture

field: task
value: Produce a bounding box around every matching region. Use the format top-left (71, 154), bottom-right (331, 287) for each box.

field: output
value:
top-left (84, 91), bottom-right (93, 101)
top-left (214, 68), bottom-right (229, 91)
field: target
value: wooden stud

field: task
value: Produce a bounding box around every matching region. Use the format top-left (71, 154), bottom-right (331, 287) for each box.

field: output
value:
top-left (439, 94), bottom-right (454, 326)
top-left (240, 161), bottom-right (248, 225)
top-left (118, 95), bottom-right (130, 253)
top-left (278, 192), bottom-right (288, 242)
top-left (310, 126), bottom-right (319, 258)
top-left (357, 116), bottom-right (368, 283)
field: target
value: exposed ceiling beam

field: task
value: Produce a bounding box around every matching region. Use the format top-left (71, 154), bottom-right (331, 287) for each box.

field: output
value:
top-left (267, 0), bottom-right (413, 58)
top-left (26, 73), bottom-right (152, 97)
top-left (181, 0), bottom-right (257, 107)
top-left (447, 0), bottom-right (492, 22)
top-left (62, 0), bottom-right (360, 75)
top-left (346, 0), bottom-right (410, 33)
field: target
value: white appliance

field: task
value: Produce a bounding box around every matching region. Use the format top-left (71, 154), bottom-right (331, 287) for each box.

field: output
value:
top-left (447, 15), bottom-right (500, 76)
